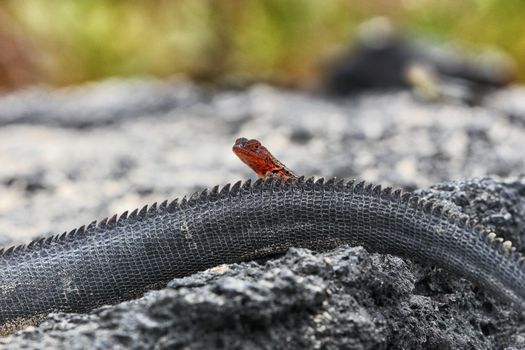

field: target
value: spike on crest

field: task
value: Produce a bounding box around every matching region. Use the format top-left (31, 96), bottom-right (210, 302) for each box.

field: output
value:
top-left (392, 189), bottom-right (403, 200)
top-left (253, 178), bottom-right (264, 189)
top-left (382, 187), bottom-right (393, 198)
top-left (159, 200), bottom-right (168, 211)
top-left (76, 225), bottom-right (86, 236)
top-left (432, 204), bottom-right (444, 216)
top-left (325, 177), bottom-right (337, 187)
top-left (354, 181), bottom-right (366, 193)
top-left (209, 185), bottom-right (220, 200)
top-left (230, 181), bottom-right (242, 195)
top-left (167, 198), bottom-right (179, 212)
top-left (85, 221), bottom-right (96, 231)
top-left (188, 192), bottom-right (200, 206)
top-left (119, 211), bottom-right (129, 222)
top-left (27, 239), bottom-right (38, 248)
top-left (107, 214), bottom-right (118, 226)
top-left (147, 203), bottom-right (158, 216)
top-left (303, 177), bottom-right (315, 190)
top-left (344, 179), bottom-right (356, 188)
top-left (99, 217), bottom-right (108, 227)
top-left (219, 184), bottom-right (231, 198)
top-left (315, 178), bottom-right (325, 186)
top-left (408, 196), bottom-right (419, 208)
top-left (372, 184), bottom-right (382, 196)
top-left (138, 205), bottom-right (148, 218)
top-left (401, 192), bottom-right (412, 202)
top-left (335, 179), bottom-right (346, 190)
top-left (241, 179), bottom-right (252, 191)
top-left (296, 176), bottom-right (306, 184)
top-left (262, 177), bottom-right (275, 189)
top-left (364, 183), bottom-right (374, 193)
top-left (129, 208), bottom-right (139, 218)
top-left (423, 201), bottom-right (434, 213)
top-left (274, 177), bottom-right (286, 190)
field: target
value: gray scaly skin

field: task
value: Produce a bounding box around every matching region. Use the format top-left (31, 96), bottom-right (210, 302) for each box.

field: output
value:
top-left (1, 177), bottom-right (524, 335)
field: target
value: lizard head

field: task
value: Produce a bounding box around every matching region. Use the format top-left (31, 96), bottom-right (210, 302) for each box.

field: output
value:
top-left (232, 138), bottom-right (274, 178)
top-left (232, 137), bottom-right (297, 180)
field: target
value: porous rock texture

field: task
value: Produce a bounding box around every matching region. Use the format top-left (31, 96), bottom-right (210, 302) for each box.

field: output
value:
top-left (0, 79), bottom-right (524, 349)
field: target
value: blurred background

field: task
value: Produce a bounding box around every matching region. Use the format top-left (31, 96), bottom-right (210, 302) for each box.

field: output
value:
top-left (1, 0), bottom-right (524, 90)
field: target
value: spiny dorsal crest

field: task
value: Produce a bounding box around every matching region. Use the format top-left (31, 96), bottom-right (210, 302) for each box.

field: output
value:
top-left (1, 177), bottom-right (524, 276)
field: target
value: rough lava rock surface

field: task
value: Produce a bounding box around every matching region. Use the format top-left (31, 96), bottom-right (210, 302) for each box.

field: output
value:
top-left (0, 79), bottom-right (524, 349)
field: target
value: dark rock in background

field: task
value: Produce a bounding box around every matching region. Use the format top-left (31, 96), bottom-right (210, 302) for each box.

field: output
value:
top-left (0, 78), bottom-right (524, 348)
top-left (323, 17), bottom-right (516, 105)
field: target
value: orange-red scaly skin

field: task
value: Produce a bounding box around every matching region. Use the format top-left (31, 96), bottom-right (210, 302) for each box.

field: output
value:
top-left (232, 138), bottom-right (297, 181)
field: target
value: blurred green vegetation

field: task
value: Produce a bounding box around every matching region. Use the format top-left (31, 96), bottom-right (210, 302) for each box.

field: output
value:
top-left (1, 0), bottom-right (525, 89)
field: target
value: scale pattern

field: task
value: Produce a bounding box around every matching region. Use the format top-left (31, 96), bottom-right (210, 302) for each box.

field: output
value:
top-left (0, 177), bottom-right (524, 334)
